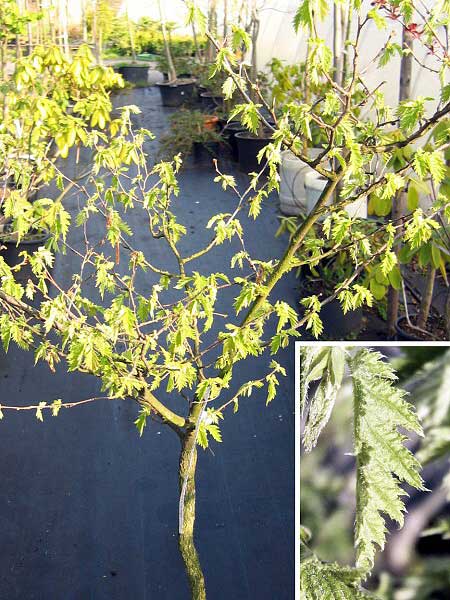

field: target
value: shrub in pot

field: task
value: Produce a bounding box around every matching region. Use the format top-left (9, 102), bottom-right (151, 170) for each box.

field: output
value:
top-left (159, 109), bottom-right (223, 165)
top-left (279, 148), bottom-right (322, 215)
top-left (394, 220), bottom-right (450, 341)
top-left (268, 60), bottom-right (331, 215)
top-left (155, 0), bottom-right (196, 107)
top-left (303, 252), bottom-right (364, 338)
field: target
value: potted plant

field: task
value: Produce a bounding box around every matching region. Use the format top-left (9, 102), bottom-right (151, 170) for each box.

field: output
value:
top-left (304, 171), bottom-right (368, 220)
top-left (395, 226), bottom-right (450, 341)
top-left (155, 0), bottom-right (195, 107)
top-left (302, 249), bottom-right (365, 338)
top-left (115, 3), bottom-right (149, 86)
top-left (159, 109), bottom-right (223, 166)
top-left (0, 43), bottom-right (122, 283)
top-left (270, 60), bottom-right (331, 215)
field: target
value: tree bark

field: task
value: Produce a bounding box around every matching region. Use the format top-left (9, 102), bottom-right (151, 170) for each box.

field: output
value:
top-left (81, 0), bottom-right (88, 43)
top-left (178, 429), bottom-right (207, 600)
top-left (387, 28), bottom-right (414, 337)
top-left (126, 4), bottom-right (136, 62)
top-left (206, 0), bottom-right (218, 62)
top-left (223, 0), bottom-right (228, 39)
top-left (417, 266), bottom-right (435, 330)
top-left (157, 0), bottom-right (177, 81)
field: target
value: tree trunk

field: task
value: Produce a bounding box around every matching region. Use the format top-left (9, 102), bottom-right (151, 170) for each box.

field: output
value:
top-left (416, 266), bottom-right (435, 330)
top-left (157, 0), bottom-right (177, 81)
top-left (333, 3), bottom-right (343, 85)
top-left (126, 4), bottom-right (136, 62)
top-left (249, 0), bottom-right (260, 112)
top-left (81, 0), bottom-right (88, 43)
top-left (206, 0), bottom-right (218, 62)
top-left (223, 0), bottom-right (228, 39)
top-left (192, 21), bottom-right (201, 62)
top-left (387, 29), bottom-right (414, 337)
top-left (59, 0), bottom-right (69, 57)
top-left (178, 430), bottom-right (207, 600)
top-left (445, 288), bottom-right (450, 339)
top-left (92, 0), bottom-right (101, 64)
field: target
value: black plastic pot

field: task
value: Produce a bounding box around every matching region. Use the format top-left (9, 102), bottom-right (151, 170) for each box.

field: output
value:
top-left (163, 72), bottom-right (192, 81)
top-left (192, 141), bottom-right (220, 166)
top-left (395, 316), bottom-right (435, 341)
top-left (117, 65), bottom-right (149, 86)
top-left (2, 230), bottom-right (51, 286)
top-left (235, 132), bottom-right (272, 174)
top-left (320, 299), bottom-right (362, 339)
top-left (200, 92), bottom-right (224, 112)
top-left (222, 122), bottom-right (245, 162)
top-left (157, 80), bottom-right (195, 108)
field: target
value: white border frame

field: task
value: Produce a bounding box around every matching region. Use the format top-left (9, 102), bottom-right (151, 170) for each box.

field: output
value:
top-left (295, 340), bottom-right (450, 600)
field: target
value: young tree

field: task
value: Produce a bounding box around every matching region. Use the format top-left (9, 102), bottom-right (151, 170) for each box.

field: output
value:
top-left (193, 0), bottom-right (450, 339)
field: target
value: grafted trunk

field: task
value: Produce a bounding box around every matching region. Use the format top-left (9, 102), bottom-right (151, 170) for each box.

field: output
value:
top-left (178, 430), bottom-right (207, 600)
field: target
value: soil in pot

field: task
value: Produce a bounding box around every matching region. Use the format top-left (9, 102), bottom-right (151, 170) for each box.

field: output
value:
top-left (157, 80), bottom-right (196, 108)
top-left (117, 65), bottom-right (149, 86)
top-left (395, 315), bottom-right (447, 341)
top-left (235, 132), bottom-right (272, 174)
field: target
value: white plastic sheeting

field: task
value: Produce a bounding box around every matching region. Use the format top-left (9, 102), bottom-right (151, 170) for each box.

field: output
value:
top-left (256, 0), bottom-right (443, 106)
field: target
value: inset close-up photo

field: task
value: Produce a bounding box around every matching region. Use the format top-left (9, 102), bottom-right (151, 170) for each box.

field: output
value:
top-left (298, 344), bottom-right (450, 599)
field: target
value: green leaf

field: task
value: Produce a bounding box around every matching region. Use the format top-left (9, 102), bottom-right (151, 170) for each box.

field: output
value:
top-left (302, 347), bottom-right (346, 451)
top-left (300, 553), bottom-right (373, 599)
top-left (349, 349), bottom-right (424, 574)
top-left (231, 25), bottom-right (251, 51)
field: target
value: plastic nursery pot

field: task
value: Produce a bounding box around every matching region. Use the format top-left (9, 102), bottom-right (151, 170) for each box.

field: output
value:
top-left (200, 92), bottom-right (224, 112)
top-left (395, 316), bottom-right (436, 341)
top-left (163, 72), bottom-right (192, 81)
top-left (235, 131), bottom-right (272, 174)
top-left (320, 299), bottom-right (363, 339)
top-left (192, 141), bottom-right (220, 166)
top-left (156, 80), bottom-right (196, 108)
top-left (279, 148), bottom-right (322, 216)
top-left (117, 65), bottom-right (149, 86)
top-left (1, 229), bottom-right (51, 290)
top-left (304, 172), bottom-right (367, 221)
top-left (203, 115), bottom-right (219, 131)
top-left (222, 122), bottom-right (245, 162)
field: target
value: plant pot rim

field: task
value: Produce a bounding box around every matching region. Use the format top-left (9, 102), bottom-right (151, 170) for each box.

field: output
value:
top-left (395, 315), bottom-right (436, 341)
top-left (1, 229), bottom-right (50, 245)
top-left (157, 79), bottom-right (195, 88)
top-left (118, 63), bottom-right (149, 69)
top-left (234, 131), bottom-right (273, 141)
top-left (281, 147), bottom-right (323, 160)
top-left (200, 91), bottom-right (224, 99)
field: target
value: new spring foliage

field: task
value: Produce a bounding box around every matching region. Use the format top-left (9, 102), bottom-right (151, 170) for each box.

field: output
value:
top-left (300, 347), bottom-right (424, 584)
